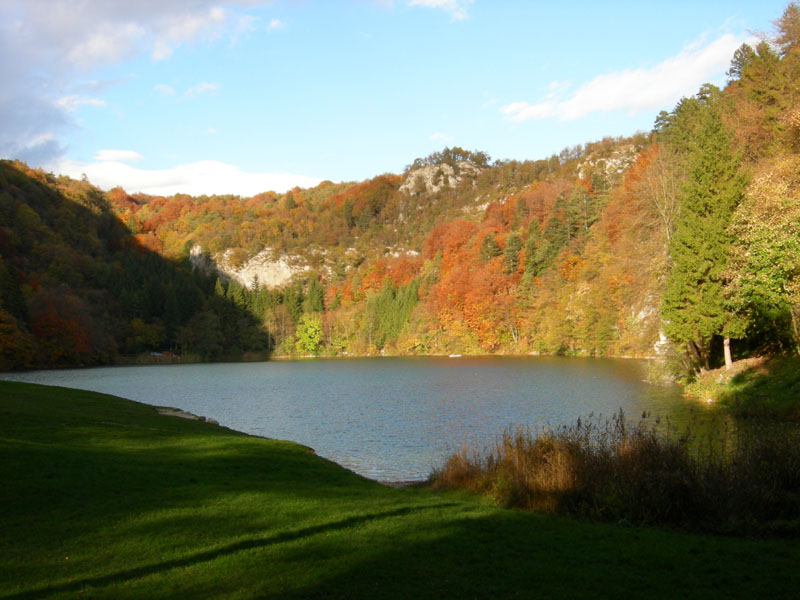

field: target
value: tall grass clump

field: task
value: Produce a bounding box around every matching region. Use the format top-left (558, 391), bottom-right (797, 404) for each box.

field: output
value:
top-left (431, 410), bottom-right (800, 535)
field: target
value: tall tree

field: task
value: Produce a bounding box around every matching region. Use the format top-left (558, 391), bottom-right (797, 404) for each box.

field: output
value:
top-left (305, 278), bottom-right (325, 313)
top-left (726, 155), bottom-right (800, 353)
top-left (503, 233), bottom-right (522, 274)
top-left (479, 233), bottom-right (501, 261)
top-left (661, 94), bottom-right (747, 370)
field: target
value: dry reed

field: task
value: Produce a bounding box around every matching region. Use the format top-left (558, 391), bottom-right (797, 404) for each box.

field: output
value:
top-left (431, 410), bottom-right (800, 535)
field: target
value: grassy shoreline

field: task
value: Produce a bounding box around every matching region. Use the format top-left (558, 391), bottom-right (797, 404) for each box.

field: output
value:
top-left (684, 355), bottom-right (800, 420)
top-left (2, 380), bottom-right (800, 598)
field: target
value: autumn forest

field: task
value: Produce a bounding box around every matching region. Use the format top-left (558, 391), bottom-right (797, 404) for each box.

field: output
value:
top-left (2, 5), bottom-right (800, 378)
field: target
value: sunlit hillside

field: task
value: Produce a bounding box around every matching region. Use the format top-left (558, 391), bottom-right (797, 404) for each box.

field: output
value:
top-left (2, 4), bottom-right (799, 373)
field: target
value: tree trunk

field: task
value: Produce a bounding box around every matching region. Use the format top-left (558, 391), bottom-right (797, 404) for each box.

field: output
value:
top-left (790, 307), bottom-right (800, 356)
top-left (687, 341), bottom-right (704, 373)
top-left (723, 336), bottom-right (732, 370)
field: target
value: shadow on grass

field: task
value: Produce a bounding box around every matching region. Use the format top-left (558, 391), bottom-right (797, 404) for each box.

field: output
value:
top-left (4, 504), bottom-right (457, 600)
top-left (260, 509), bottom-right (800, 600)
top-left (9, 494), bottom-right (799, 600)
top-left (3, 382), bottom-right (800, 599)
top-left (1, 383), bottom-right (415, 565)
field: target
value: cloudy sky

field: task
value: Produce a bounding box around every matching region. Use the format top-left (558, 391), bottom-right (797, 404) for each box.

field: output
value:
top-left (0, 0), bottom-right (787, 195)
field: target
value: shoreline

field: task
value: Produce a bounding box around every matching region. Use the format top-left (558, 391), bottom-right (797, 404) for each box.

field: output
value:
top-left (155, 406), bottom-right (220, 426)
top-left (152, 404), bottom-right (426, 486)
top-left (0, 351), bottom-right (666, 375)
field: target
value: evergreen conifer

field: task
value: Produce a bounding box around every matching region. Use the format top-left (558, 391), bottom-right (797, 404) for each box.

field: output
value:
top-left (661, 97), bottom-right (747, 369)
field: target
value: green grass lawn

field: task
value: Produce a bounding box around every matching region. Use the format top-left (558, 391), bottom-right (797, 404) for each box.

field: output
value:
top-left (1, 380), bottom-right (798, 599)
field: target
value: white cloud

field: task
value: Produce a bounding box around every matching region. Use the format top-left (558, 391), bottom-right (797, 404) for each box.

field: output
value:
top-left (67, 22), bottom-right (147, 68)
top-left (268, 18), bottom-right (286, 31)
top-left (0, 73), bottom-right (68, 164)
top-left (94, 149), bottom-right (144, 163)
top-left (0, 1), bottom-right (268, 165)
top-left (232, 14), bottom-right (261, 41)
top-left (545, 80), bottom-right (571, 97)
top-left (55, 159), bottom-right (324, 196)
top-left (161, 6), bottom-right (225, 44)
top-left (79, 78), bottom-right (131, 94)
top-left (429, 132), bottom-right (454, 143)
top-left (501, 101), bottom-right (556, 121)
top-left (56, 95), bottom-right (106, 112)
top-left (152, 6), bottom-right (227, 60)
top-left (15, 2), bottom-right (232, 68)
top-left (408, 0), bottom-right (473, 21)
top-left (184, 82), bottom-right (220, 98)
top-left (151, 40), bottom-right (173, 61)
top-left (153, 84), bottom-right (176, 96)
top-left (154, 82), bottom-right (219, 99)
top-left (4, 131), bottom-right (66, 165)
top-left (501, 32), bottom-right (748, 123)
top-left (205, 127), bottom-right (217, 135)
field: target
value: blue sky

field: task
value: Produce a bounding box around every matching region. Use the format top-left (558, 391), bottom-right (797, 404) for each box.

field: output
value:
top-left (0, 0), bottom-right (790, 195)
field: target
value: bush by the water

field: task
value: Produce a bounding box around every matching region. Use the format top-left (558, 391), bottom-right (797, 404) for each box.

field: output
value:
top-left (431, 411), bottom-right (800, 535)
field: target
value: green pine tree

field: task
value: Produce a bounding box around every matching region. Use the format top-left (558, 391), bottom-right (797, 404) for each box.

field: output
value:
top-left (214, 278), bottom-right (226, 298)
top-left (305, 278), bottom-right (325, 312)
top-left (480, 233), bottom-right (501, 261)
top-left (523, 218), bottom-right (541, 279)
top-left (225, 280), bottom-right (246, 309)
top-left (283, 283), bottom-right (304, 323)
top-left (503, 233), bottom-right (522, 274)
top-left (661, 96), bottom-right (747, 370)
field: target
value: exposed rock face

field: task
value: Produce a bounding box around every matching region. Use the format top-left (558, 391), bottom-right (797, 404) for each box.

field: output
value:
top-left (190, 245), bottom-right (309, 289)
top-left (577, 145), bottom-right (637, 182)
top-left (386, 248), bottom-right (420, 258)
top-left (462, 198), bottom-right (490, 216)
top-left (653, 331), bottom-right (670, 356)
top-left (189, 244), bottom-right (215, 273)
top-left (221, 249), bottom-right (310, 289)
top-left (399, 161), bottom-right (483, 195)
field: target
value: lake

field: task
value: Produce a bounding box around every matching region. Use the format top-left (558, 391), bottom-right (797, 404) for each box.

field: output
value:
top-left (1, 356), bottom-right (692, 482)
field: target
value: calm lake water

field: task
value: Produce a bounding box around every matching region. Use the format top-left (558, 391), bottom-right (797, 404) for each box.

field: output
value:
top-left (2, 356), bottom-right (693, 482)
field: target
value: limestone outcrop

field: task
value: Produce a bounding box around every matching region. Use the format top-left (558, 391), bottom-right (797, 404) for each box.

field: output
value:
top-left (190, 245), bottom-right (309, 289)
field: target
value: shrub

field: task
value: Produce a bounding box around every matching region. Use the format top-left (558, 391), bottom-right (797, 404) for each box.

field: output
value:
top-left (430, 410), bottom-right (800, 535)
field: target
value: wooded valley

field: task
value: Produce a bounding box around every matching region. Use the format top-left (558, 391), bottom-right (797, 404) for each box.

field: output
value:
top-left (2, 4), bottom-right (800, 377)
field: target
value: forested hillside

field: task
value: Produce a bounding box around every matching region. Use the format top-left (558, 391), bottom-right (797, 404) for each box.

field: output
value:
top-left (2, 4), bottom-right (799, 375)
top-left (0, 163), bottom-right (271, 369)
